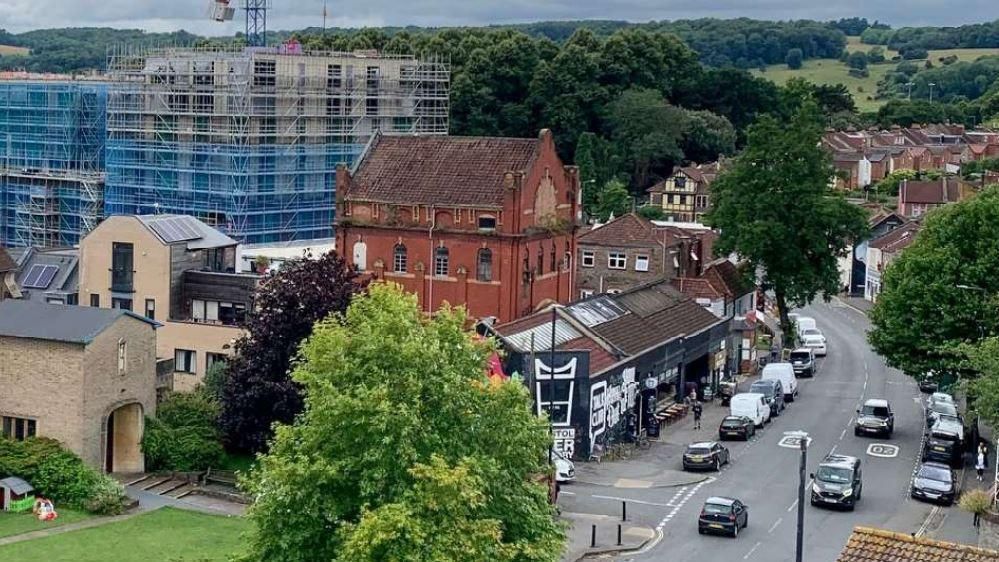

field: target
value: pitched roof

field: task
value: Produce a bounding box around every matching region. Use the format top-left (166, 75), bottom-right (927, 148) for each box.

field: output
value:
top-left (345, 133), bottom-right (540, 207)
top-left (0, 300), bottom-right (158, 344)
top-left (671, 277), bottom-right (725, 301)
top-left (136, 215), bottom-right (237, 250)
top-left (0, 247), bottom-right (16, 273)
top-left (703, 259), bottom-right (753, 298)
top-left (12, 247), bottom-right (79, 302)
top-left (578, 213), bottom-right (661, 248)
top-left (869, 221), bottom-right (921, 252)
top-left (837, 526), bottom-right (999, 562)
top-left (900, 178), bottom-right (971, 205)
top-left (0, 477), bottom-right (33, 495)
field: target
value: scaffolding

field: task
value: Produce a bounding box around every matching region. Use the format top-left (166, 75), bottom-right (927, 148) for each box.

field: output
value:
top-left (0, 79), bottom-right (107, 247)
top-left (105, 45), bottom-right (450, 244)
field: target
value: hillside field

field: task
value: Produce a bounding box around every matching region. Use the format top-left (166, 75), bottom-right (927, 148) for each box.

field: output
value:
top-left (0, 45), bottom-right (29, 56)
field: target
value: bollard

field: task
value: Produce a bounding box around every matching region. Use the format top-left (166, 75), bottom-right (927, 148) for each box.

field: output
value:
top-left (617, 524), bottom-right (622, 545)
top-left (591, 524), bottom-right (597, 548)
top-left (622, 500), bottom-right (627, 521)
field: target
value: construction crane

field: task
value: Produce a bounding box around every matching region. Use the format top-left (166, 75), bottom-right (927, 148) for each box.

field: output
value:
top-left (210, 0), bottom-right (269, 48)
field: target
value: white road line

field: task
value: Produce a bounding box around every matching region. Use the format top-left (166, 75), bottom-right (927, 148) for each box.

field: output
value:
top-left (744, 541), bottom-right (762, 559)
top-left (559, 490), bottom-right (576, 496)
top-left (840, 428), bottom-right (847, 440)
top-left (591, 494), bottom-right (670, 507)
top-left (632, 527), bottom-right (665, 556)
top-left (787, 499), bottom-right (798, 512)
top-left (916, 506), bottom-right (941, 537)
top-left (768, 517), bottom-right (783, 534)
top-left (830, 445), bottom-right (838, 455)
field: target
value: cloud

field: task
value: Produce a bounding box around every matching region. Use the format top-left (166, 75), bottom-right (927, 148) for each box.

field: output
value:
top-left (1, 0), bottom-right (997, 35)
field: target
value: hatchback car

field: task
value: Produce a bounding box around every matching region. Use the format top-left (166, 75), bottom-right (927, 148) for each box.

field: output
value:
top-left (802, 334), bottom-right (827, 356)
top-left (911, 461), bottom-right (958, 505)
top-left (789, 348), bottom-right (815, 377)
top-left (810, 454), bottom-right (863, 510)
top-left (683, 441), bottom-right (731, 472)
top-left (855, 399), bottom-right (894, 438)
top-left (923, 419), bottom-right (965, 467)
top-left (697, 497), bottom-right (748, 537)
top-left (718, 416), bottom-right (756, 441)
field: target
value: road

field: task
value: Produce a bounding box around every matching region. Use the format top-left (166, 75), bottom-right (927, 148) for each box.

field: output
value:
top-left (560, 299), bottom-right (978, 561)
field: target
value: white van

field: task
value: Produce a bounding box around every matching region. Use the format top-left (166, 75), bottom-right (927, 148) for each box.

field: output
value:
top-left (762, 362), bottom-right (799, 402)
top-left (795, 316), bottom-right (817, 333)
top-left (730, 392), bottom-right (771, 428)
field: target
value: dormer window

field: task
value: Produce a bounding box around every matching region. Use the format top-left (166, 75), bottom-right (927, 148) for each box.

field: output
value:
top-left (477, 215), bottom-right (497, 231)
top-left (674, 176), bottom-right (686, 188)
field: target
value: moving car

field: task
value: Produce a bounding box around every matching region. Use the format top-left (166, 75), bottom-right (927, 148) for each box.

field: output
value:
top-left (911, 461), bottom-right (959, 506)
top-left (788, 348), bottom-right (816, 377)
top-left (923, 418), bottom-right (965, 467)
top-left (761, 363), bottom-right (799, 401)
top-left (926, 400), bottom-right (960, 429)
top-left (750, 379), bottom-right (785, 418)
top-left (698, 497), bottom-right (749, 537)
top-left (730, 392), bottom-right (771, 428)
top-left (682, 441), bottom-right (731, 472)
top-left (855, 399), bottom-right (894, 438)
top-left (551, 448), bottom-right (575, 483)
top-left (810, 454), bottom-right (863, 510)
top-left (802, 334), bottom-right (827, 357)
top-left (718, 415), bottom-right (756, 441)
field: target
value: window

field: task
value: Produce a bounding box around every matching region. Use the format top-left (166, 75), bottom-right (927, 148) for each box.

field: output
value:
top-left (111, 242), bottom-right (134, 292)
top-left (675, 175), bottom-right (686, 188)
top-left (580, 289), bottom-right (594, 299)
top-left (144, 299), bottom-right (155, 320)
top-left (393, 244), bottom-right (407, 273)
top-left (581, 250), bottom-right (595, 268)
top-left (434, 247), bottom-right (449, 277)
top-left (90, 293), bottom-right (100, 307)
top-left (477, 215), bottom-right (497, 230)
top-left (550, 246), bottom-right (557, 272)
top-left (175, 349), bottom-right (196, 373)
top-left (536, 249), bottom-right (544, 275)
top-left (667, 194), bottom-right (675, 205)
top-left (635, 255), bottom-right (650, 272)
top-left (46, 297), bottom-right (64, 305)
top-left (111, 297), bottom-right (132, 311)
top-left (117, 339), bottom-right (127, 374)
top-left (476, 248), bottom-right (493, 282)
top-left (608, 252), bottom-right (627, 270)
top-left (1, 416), bottom-right (36, 441)
top-left (206, 352), bottom-right (227, 372)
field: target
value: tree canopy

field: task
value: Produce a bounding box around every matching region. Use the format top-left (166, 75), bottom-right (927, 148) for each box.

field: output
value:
top-left (241, 283), bottom-right (562, 561)
top-left (869, 187), bottom-right (999, 378)
top-left (705, 104), bottom-right (869, 334)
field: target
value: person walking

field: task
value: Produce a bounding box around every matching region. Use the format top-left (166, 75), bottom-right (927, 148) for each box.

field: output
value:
top-left (975, 509), bottom-right (982, 528)
top-left (976, 448), bottom-right (986, 482)
top-left (693, 400), bottom-right (703, 430)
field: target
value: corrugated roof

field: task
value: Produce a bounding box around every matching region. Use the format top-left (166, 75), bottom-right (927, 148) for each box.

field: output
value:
top-left (501, 318), bottom-right (581, 354)
top-left (837, 526), bottom-right (999, 562)
top-left (0, 300), bottom-right (158, 344)
top-left (565, 295), bottom-right (629, 327)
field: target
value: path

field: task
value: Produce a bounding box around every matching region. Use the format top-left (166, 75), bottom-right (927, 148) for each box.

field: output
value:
top-left (0, 510), bottom-right (143, 546)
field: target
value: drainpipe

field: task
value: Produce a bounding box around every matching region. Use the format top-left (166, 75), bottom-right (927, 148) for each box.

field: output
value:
top-left (428, 206), bottom-right (436, 314)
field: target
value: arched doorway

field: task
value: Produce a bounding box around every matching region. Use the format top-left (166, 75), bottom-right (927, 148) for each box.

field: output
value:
top-left (104, 403), bottom-right (144, 474)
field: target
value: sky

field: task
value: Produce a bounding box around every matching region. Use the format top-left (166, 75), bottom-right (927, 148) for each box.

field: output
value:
top-left (1, 0), bottom-right (998, 35)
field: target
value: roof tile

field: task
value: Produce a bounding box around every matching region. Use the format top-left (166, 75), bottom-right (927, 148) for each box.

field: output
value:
top-left (837, 526), bottom-right (999, 562)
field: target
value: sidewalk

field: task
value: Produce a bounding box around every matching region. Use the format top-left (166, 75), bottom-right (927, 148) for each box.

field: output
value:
top-left (560, 511), bottom-right (655, 562)
top-left (837, 294), bottom-right (873, 315)
top-left (125, 484), bottom-right (247, 517)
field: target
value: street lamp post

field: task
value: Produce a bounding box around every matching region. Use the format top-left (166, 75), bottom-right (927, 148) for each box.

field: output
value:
top-left (785, 430), bottom-right (809, 562)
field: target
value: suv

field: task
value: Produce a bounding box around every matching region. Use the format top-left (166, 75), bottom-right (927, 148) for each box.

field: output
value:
top-left (682, 441), bottom-right (730, 472)
top-left (926, 400), bottom-right (960, 429)
top-left (810, 454), bottom-right (863, 510)
top-left (750, 379), bottom-right (785, 418)
top-left (923, 418), bottom-right (965, 467)
top-left (855, 399), bottom-right (894, 438)
top-left (789, 348), bottom-right (815, 377)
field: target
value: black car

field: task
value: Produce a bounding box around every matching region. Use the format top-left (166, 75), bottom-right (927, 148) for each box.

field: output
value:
top-left (697, 496), bottom-right (749, 537)
top-left (719, 416), bottom-right (756, 441)
top-left (683, 441), bottom-right (731, 472)
top-left (923, 420), bottom-right (965, 468)
top-left (918, 375), bottom-right (939, 394)
top-left (750, 379), bottom-right (785, 418)
top-left (810, 454), bottom-right (863, 510)
top-left (789, 349), bottom-right (815, 377)
top-left (911, 462), bottom-right (959, 506)
top-left (854, 399), bottom-right (894, 438)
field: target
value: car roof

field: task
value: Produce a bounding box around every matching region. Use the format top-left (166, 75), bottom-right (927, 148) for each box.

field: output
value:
top-left (704, 496), bottom-right (737, 506)
top-left (791, 348), bottom-right (812, 353)
top-left (751, 379), bottom-right (778, 387)
top-left (930, 392), bottom-right (954, 402)
top-left (733, 392), bottom-right (766, 400)
top-left (863, 399), bottom-right (889, 407)
top-left (919, 461), bottom-right (953, 471)
top-left (932, 418), bottom-right (963, 432)
top-left (820, 454), bottom-right (859, 468)
top-left (722, 415), bottom-right (748, 420)
top-left (689, 441), bottom-right (717, 448)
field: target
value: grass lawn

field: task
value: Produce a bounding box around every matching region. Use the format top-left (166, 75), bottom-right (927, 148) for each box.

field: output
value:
top-left (0, 507), bottom-right (248, 561)
top-left (0, 508), bottom-right (91, 539)
top-left (0, 44), bottom-right (29, 56)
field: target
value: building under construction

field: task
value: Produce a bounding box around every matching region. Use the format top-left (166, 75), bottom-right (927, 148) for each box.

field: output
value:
top-left (105, 45), bottom-right (450, 244)
top-left (0, 77), bottom-right (107, 248)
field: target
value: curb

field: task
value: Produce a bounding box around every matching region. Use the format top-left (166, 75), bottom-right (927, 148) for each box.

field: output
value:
top-left (835, 295), bottom-right (870, 316)
top-left (573, 474), bottom-right (709, 489)
top-left (575, 533), bottom-right (655, 561)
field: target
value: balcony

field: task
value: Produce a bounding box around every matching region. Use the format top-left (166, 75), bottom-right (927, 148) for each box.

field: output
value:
top-left (110, 269), bottom-right (134, 293)
top-left (172, 270), bottom-right (261, 325)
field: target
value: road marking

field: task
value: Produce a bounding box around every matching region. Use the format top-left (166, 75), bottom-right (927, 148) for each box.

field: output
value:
top-left (916, 506), bottom-right (941, 537)
top-left (829, 445), bottom-right (838, 455)
top-left (591, 494), bottom-right (670, 507)
top-left (768, 517), bottom-right (782, 534)
top-left (779, 435), bottom-right (813, 449)
top-left (744, 541), bottom-right (762, 559)
top-left (787, 499), bottom-right (798, 512)
top-left (840, 428), bottom-right (847, 440)
top-left (867, 443), bottom-right (900, 458)
top-left (559, 490), bottom-right (576, 496)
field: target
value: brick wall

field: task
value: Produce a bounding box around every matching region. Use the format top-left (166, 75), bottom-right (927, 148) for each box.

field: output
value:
top-left (576, 245), bottom-right (671, 296)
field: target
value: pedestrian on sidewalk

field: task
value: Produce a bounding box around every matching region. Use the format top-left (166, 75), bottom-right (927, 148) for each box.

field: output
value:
top-left (693, 401), bottom-right (703, 430)
top-left (976, 449), bottom-right (986, 482)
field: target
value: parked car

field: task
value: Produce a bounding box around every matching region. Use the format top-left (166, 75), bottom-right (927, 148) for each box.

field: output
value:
top-left (730, 392), bottom-right (771, 428)
top-left (911, 461), bottom-right (959, 506)
top-left (928, 392), bottom-right (955, 407)
top-left (800, 327), bottom-right (825, 343)
top-left (682, 441), bottom-right (731, 472)
top-left (698, 497), bottom-right (749, 537)
top-left (795, 316), bottom-right (818, 333)
top-left (802, 334), bottom-right (827, 357)
top-left (788, 348), bottom-right (816, 377)
top-left (719, 416), bottom-right (756, 441)
top-left (761, 363), bottom-right (799, 400)
top-left (750, 379), bottom-right (785, 418)
top-left (926, 400), bottom-right (960, 429)
top-left (855, 399), bottom-right (894, 438)
top-left (918, 374), bottom-right (939, 394)
top-left (810, 454), bottom-right (863, 510)
top-left (551, 448), bottom-right (575, 483)
top-left (923, 419), bottom-right (966, 468)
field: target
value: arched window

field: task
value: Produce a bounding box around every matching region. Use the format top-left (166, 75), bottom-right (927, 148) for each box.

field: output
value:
top-left (352, 240), bottom-right (367, 271)
top-left (563, 241), bottom-right (571, 270)
top-left (477, 248), bottom-right (493, 282)
top-left (393, 244), bottom-right (407, 273)
top-left (550, 245), bottom-right (557, 272)
top-left (536, 246), bottom-right (544, 275)
top-left (434, 247), bottom-right (449, 277)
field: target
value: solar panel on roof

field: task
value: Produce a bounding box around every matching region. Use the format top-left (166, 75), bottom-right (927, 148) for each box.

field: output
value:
top-left (173, 217), bottom-right (201, 240)
top-left (21, 264), bottom-right (42, 287)
top-left (35, 265), bottom-right (58, 289)
top-left (149, 217), bottom-right (200, 243)
top-left (22, 264), bottom-right (58, 289)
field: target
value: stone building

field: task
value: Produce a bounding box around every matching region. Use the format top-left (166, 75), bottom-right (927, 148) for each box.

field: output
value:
top-left (0, 300), bottom-right (158, 472)
top-left (334, 129), bottom-right (580, 323)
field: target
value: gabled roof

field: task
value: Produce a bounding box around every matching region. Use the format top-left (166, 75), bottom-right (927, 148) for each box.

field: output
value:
top-left (899, 178), bottom-right (972, 205)
top-left (578, 213), bottom-right (661, 248)
top-left (12, 247), bottom-right (79, 302)
top-left (0, 300), bottom-right (158, 344)
top-left (0, 477), bottom-right (33, 495)
top-left (869, 221), bottom-right (921, 253)
top-left (671, 277), bottom-right (725, 301)
top-left (136, 215), bottom-right (237, 250)
top-left (837, 526), bottom-right (999, 562)
top-left (0, 247), bottom-right (15, 273)
top-left (703, 259), bottom-right (753, 299)
top-left (344, 133), bottom-right (541, 208)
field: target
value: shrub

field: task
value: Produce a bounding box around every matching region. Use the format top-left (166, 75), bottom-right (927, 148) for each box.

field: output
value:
top-left (847, 51), bottom-right (869, 70)
top-left (142, 391), bottom-right (225, 472)
top-left (959, 488), bottom-right (992, 515)
top-left (84, 476), bottom-right (128, 515)
top-left (848, 68), bottom-right (870, 79)
top-left (785, 48), bottom-right (803, 70)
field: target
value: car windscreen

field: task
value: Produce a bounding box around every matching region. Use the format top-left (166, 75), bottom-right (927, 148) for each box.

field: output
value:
top-left (860, 405), bottom-right (889, 417)
top-left (930, 431), bottom-right (959, 443)
top-left (750, 383), bottom-right (774, 398)
top-left (803, 329), bottom-right (821, 337)
top-left (804, 337), bottom-right (823, 345)
top-left (917, 465), bottom-right (951, 482)
top-left (702, 503), bottom-right (732, 514)
top-left (721, 418), bottom-right (745, 428)
top-left (789, 352), bottom-right (810, 361)
top-left (686, 447), bottom-right (711, 455)
top-left (931, 403), bottom-right (957, 416)
top-left (815, 466), bottom-right (853, 483)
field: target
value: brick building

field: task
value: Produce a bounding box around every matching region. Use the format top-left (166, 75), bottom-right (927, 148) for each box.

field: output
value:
top-left (575, 213), bottom-right (715, 298)
top-left (898, 177), bottom-right (977, 218)
top-left (0, 300), bottom-right (157, 472)
top-left (334, 130), bottom-right (580, 323)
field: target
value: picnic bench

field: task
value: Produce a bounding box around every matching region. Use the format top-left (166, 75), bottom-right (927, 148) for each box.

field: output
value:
top-left (654, 401), bottom-right (689, 426)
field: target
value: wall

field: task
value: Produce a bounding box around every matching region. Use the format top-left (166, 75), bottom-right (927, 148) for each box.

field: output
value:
top-left (159, 320), bottom-right (240, 391)
top-left (576, 244), bottom-right (666, 297)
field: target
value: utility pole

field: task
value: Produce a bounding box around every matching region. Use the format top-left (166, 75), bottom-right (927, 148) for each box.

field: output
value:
top-left (549, 306), bottom-right (557, 467)
top-left (322, 1), bottom-right (327, 33)
top-left (785, 430), bottom-right (809, 562)
top-left (929, 82), bottom-right (936, 103)
top-left (906, 82), bottom-right (914, 101)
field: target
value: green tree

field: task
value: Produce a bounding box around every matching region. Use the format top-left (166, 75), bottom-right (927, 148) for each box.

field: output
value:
top-left (867, 46), bottom-right (886, 64)
top-left (242, 284), bottom-right (563, 562)
top-left (964, 337), bottom-right (999, 430)
top-left (869, 187), bottom-right (999, 378)
top-left (847, 51), bottom-right (869, 70)
top-left (872, 169), bottom-right (917, 196)
top-left (637, 205), bottom-right (667, 220)
top-left (593, 179), bottom-right (632, 221)
top-left (706, 104), bottom-right (869, 336)
top-left (605, 88), bottom-right (684, 188)
top-left (785, 48), bottom-right (803, 69)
